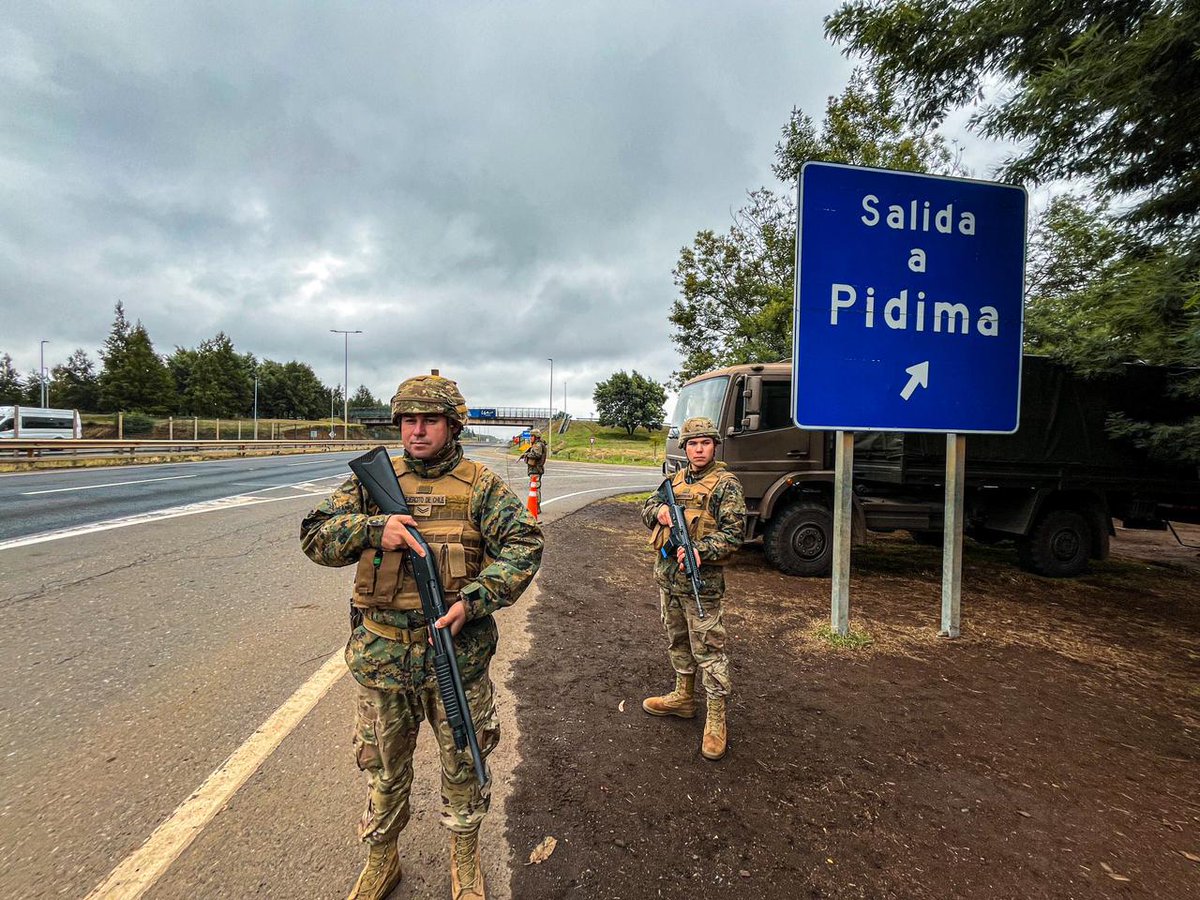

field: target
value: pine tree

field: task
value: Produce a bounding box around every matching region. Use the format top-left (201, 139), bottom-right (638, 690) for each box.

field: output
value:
top-left (0, 354), bottom-right (23, 404)
top-left (98, 303), bottom-right (174, 413)
top-left (50, 349), bottom-right (101, 410)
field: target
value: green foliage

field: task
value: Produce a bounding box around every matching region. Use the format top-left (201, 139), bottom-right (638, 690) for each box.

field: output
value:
top-left (669, 69), bottom-right (955, 383)
top-left (256, 359), bottom-right (331, 419)
top-left (189, 333), bottom-right (252, 417)
top-left (21, 369), bottom-right (47, 406)
top-left (825, 0), bottom-right (1200, 238)
top-left (121, 411), bottom-right (155, 435)
top-left (98, 302), bottom-right (175, 413)
top-left (826, 1), bottom-right (1200, 461)
top-left (349, 384), bottom-right (382, 409)
top-left (166, 347), bottom-right (198, 413)
top-left (593, 370), bottom-right (668, 435)
top-left (814, 623), bottom-right (874, 650)
top-left (0, 354), bottom-right (22, 404)
top-left (50, 349), bottom-right (100, 411)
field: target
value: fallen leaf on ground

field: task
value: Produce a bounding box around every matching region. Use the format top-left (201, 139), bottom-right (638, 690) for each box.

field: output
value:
top-left (1180, 850), bottom-right (1200, 863)
top-left (618, 700), bottom-right (626, 713)
top-left (527, 836), bottom-right (557, 865)
top-left (1017, 810), bottom-right (1031, 818)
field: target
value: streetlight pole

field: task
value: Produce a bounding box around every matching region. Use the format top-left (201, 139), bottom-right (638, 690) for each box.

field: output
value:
top-left (253, 373), bottom-right (259, 440)
top-left (330, 329), bottom-right (362, 439)
top-left (547, 357), bottom-right (553, 457)
top-left (39, 340), bottom-right (49, 407)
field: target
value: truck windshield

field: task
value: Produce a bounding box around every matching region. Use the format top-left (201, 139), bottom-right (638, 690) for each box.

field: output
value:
top-left (672, 376), bottom-right (729, 430)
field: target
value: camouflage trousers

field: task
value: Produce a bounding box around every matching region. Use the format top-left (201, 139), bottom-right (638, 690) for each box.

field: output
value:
top-left (658, 588), bottom-right (731, 699)
top-left (352, 672), bottom-right (500, 845)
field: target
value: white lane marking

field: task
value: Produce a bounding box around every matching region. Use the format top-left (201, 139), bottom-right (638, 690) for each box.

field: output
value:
top-left (542, 484), bottom-right (658, 506)
top-left (84, 652), bottom-right (348, 900)
top-left (0, 482), bottom-right (338, 551)
top-left (20, 474), bottom-right (199, 496)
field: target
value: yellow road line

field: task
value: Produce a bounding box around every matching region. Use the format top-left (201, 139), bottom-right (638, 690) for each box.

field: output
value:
top-left (85, 652), bottom-right (348, 899)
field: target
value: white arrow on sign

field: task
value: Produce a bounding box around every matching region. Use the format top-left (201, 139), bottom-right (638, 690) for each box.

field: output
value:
top-left (900, 361), bottom-right (929, 401)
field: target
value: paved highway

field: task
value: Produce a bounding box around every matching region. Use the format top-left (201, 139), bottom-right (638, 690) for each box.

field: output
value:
top-left (0, 446), bottom-right (659, 899)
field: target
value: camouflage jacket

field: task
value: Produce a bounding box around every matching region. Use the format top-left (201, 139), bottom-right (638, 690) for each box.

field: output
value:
top-left (522, 439), bottom-right (546, 475)
top-left (301, 442), bottom-right (543, 690)
top-left (641, 461), bottom-right (746, 599)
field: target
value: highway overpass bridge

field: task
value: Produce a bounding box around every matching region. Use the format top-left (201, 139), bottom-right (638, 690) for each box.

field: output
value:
top-left (350, 406), bottom-right (555, 428)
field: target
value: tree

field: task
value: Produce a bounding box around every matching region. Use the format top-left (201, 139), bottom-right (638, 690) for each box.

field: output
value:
top-left (187, 333), bottom-right (253, 417)
top-left (593, 370), bottom-right (668, 435)
top-left (1024, 195), bottom-right (1129, 357)
top-left (348, 384), bottom-right (382, 409)
top-left (0, 354), bottom-right (22, 404)
top-left (166, 347), bottom-right (198, 414)
top-left (98, 303), bottom-right (175, 413)
top-left (826, 0), bottom-right (1200, 462)
top-left (22, 369), bottom-right (47, 406)
top-left (256, 359), bottom-right (331, 419)
top-left (825, 0), bottom-right (1200, 239)
top-left (50, 349), bottom-right (101, 411)
top-left (670, 69), bottom-right (956, 383)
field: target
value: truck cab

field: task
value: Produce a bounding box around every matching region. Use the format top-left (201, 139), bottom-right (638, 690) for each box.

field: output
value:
top-left (667, 359), bottom-right (1200, 578)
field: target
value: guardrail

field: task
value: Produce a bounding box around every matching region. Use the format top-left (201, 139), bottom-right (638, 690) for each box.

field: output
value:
top-left (2, 438), bottom-right (385, 460)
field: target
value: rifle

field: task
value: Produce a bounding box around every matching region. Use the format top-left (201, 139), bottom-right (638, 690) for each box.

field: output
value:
top-left (659, 478), bottom-right (707, 619)
top-left (349, 446), bottom-right (490, 786)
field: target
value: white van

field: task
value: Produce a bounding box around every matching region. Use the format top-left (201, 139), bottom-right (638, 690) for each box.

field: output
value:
top-left (0, 406), bottom-right (83, 439)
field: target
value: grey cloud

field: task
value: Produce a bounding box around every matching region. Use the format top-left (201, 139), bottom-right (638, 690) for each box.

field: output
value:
top-left (2, 1), bottom-right (860, 409)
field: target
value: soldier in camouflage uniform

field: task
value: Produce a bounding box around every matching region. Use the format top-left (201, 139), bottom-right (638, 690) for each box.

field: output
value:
top-left (520, 429), bottom-right (546, 477)
top-left (641, 417), bottom-right (745, 760)
top-left (301, 372), bottom-right (543, 900)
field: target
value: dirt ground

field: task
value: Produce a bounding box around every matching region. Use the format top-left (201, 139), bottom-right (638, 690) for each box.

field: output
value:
top-left (506, 501), bottom-right (1199, 899)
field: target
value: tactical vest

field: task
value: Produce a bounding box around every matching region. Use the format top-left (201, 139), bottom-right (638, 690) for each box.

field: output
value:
top-left (352, 458), bottom-right (485, 610)
top-left (650, 465), bottom-right (733, 564)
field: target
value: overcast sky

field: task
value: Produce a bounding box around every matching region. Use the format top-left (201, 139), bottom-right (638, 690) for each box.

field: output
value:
top-left (1, 1), bottom-right (1008, 422)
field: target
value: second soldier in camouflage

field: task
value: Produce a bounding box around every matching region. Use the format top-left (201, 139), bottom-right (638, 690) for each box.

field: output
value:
top-left (641, 416), bottom-right (745, 760)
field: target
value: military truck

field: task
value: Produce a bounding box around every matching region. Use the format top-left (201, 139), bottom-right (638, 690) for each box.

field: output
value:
top-left (666, 356), bottom-right (1200, 577)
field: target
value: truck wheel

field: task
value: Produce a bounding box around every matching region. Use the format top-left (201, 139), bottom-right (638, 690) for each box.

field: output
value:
top-left (1017, 509), bottom-right (1092, 577)
top-left (764, 501), bottom-right (833, 576)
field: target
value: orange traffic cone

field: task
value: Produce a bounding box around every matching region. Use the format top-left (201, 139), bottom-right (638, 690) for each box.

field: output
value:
top-left (527, 474), bottom-right (540, 520)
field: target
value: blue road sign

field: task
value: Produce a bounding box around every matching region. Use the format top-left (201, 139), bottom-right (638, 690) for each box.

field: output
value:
top-left (794, 162), bottom-right (1027, 433)
top-left (469, 407), bottom-right (498, 419)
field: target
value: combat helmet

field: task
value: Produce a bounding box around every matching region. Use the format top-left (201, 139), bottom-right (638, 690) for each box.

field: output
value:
top-left (678, 416), bottom-right (722, 448)
top-left (530, 428), bottom-right (542, 439)
top-left (390, 370), bottom-right (469, 427)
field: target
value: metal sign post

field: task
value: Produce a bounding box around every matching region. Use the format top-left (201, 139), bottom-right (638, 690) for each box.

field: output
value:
top-left (794, 162), bottom-right (1027, 636)
top-left (831, 431), bottom-right (854, 636)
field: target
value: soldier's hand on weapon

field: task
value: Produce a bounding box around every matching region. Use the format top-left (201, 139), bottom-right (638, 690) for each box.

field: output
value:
top-left (676, 545), bottom-right (701, 570)
top-left (382, 514), bottom-right (427, 556)
top-left (433, 598), bottom-right (468, 638)
top-left (656, 504), bottom-right (672, 526)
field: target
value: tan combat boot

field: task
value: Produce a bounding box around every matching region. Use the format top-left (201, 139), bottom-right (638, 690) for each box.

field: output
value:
top-left (642, 673), bottom-right (697, 718)
top-left (701, 697), bottom-right (727, 760)
top-left (450, 827), bottom-right (486, 900)
top-left (347, 840), bottom-right (402, 900)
